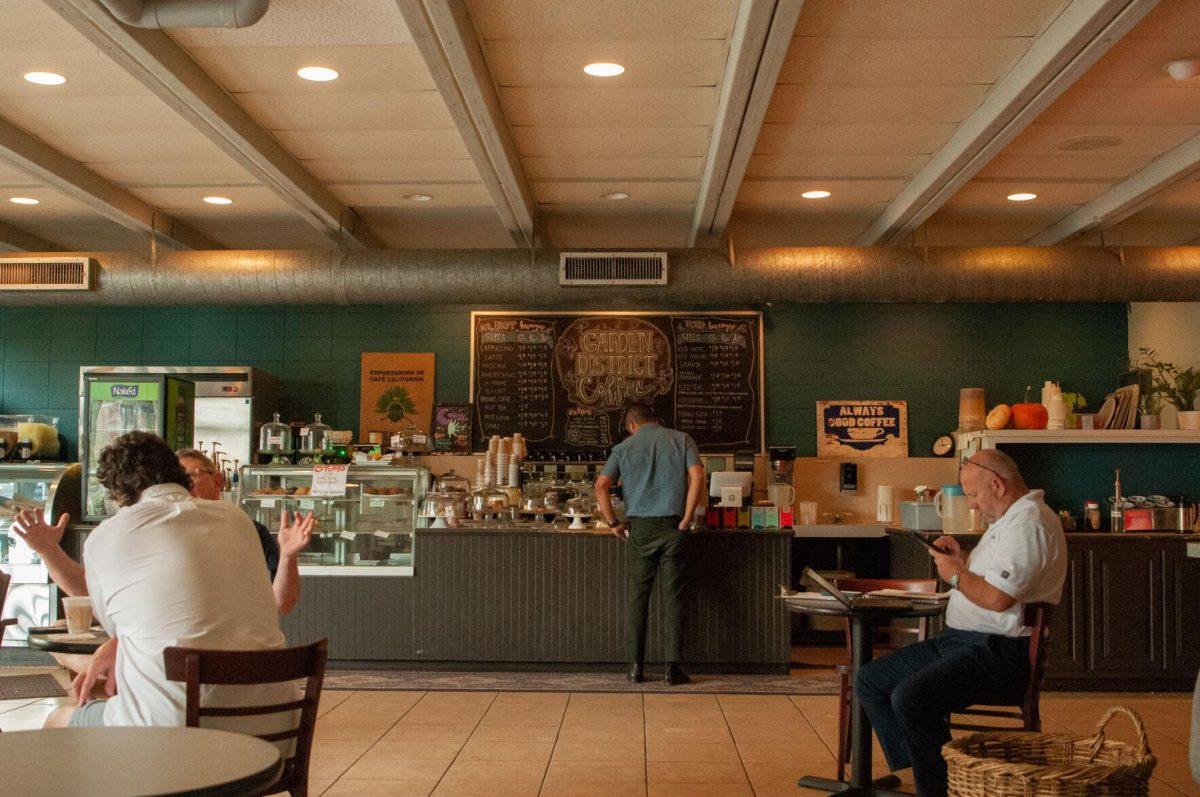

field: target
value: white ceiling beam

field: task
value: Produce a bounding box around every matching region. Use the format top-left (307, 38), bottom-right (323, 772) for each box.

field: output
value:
top-left (46, 0), bottom-right (385, 249)
top-left (0, 115), bottom-right (214, 250)
top-left (690, 0), bottom-right (806, 246)
top-left (396, 0), bottom-right (537, 248)
top-left (0, 220), bottom-right (64, 253)
top-left (1027, 134), bottom-right (1200, 245)
top-left (854, 0), bottom-right (1161, 246)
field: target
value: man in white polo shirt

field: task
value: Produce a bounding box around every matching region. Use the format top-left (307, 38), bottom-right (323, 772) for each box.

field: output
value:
top-left (44, 431), bottom-right (297, 734)
top-left (856, 449), bottom-right (1066, 797)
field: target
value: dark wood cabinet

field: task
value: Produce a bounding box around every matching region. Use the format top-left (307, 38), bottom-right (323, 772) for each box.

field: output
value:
top-left (1087, 543), bottom-right (1164, 677)
top-left (889, 532), bottom-right (1200, 690)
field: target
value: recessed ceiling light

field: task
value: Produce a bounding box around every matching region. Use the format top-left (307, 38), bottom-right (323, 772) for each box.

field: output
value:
top-left (203, 196), bottom-right (233, 205)
top-left (9, 197), bottom-right (39, 205)
top-left (404, 193), bottom-right (433, 202)
top-left (801, 190), bottom-right (831, 199)
top-left (297, 66), bottom-right (339, 82)
top-left (584, 62), bottom-right (625, 77)
top-left (1006, 192), bottom-right (1038, 202)
top-left (601, 191), bottom-right (630, 200)
top-left (23, 71), bottom-right (65, 86)
top-left (1164, 59), bottom-right (1200, 81)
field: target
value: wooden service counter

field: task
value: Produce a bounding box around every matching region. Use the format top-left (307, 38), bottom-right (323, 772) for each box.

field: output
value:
top-left (281, 528), bottom-right (791, 672)
top-left (891, 531), bottom-right (1200, 691)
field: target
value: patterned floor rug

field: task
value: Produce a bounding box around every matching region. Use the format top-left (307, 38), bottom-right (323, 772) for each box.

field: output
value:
top-left (0, 672), bottom-right (67, 700)
top-left (323, 669), bottom-right (838, 694)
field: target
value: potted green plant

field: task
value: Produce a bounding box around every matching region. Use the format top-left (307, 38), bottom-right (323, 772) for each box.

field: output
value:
top-left (1132, 348), bottom-right (1200, 430)
top-left (1062, 391), bottom-right (1087, 429)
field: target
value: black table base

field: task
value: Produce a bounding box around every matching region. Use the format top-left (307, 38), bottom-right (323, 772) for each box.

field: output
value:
top-left (797, 774), bottom-right (908, 796)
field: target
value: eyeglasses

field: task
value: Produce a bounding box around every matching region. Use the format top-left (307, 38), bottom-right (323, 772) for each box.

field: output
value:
top-left (959, 458), bottom-right (1003, 480)
top-left (186, 468), bottom-right (219, 479)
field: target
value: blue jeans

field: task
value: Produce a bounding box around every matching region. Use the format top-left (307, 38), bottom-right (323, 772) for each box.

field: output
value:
top-left (855, 628), bottom-right (1029, 797)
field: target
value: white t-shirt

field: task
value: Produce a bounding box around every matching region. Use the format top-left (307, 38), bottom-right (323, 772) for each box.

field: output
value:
top-left (945, 489), bottom-right (1067, 637)
top-left (84, 483), bottom-right (298, 734)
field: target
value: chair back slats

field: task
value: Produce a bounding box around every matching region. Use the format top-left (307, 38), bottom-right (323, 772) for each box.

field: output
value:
top-left (163, 644), bottom-right (322, 684)
top-left (198, 699), bottom-right (310, 718)
top-left (163, 639), bottom-right (328, 797)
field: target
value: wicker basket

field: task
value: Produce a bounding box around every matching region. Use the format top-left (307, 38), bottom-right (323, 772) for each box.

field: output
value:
top-left (944, 705), bottom-right (1157, 796)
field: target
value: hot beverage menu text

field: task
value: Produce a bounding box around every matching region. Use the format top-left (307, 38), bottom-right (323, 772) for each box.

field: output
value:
top-left (472, 313), bottom-right (761, 453)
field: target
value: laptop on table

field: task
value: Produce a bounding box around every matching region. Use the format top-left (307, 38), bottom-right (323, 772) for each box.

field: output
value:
top-left (801, 567), bottom-right (916, 610)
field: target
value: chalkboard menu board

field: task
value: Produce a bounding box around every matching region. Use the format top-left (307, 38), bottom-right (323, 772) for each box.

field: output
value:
top-left (470, 312), bottom-right (763, 453)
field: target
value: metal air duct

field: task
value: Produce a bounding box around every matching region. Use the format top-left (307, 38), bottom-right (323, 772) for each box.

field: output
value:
top-left (0, 246), bottom-right (1198, 306)
top-left (99, 0), bottom-right (269, 28)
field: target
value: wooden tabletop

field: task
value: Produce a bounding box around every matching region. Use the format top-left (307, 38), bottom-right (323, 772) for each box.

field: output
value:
top-left (0, 726), bottom-right (282, 796)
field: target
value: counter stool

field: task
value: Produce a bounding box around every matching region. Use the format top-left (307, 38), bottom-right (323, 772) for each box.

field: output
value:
top-left (832, 577), bottom-right (938, 782)
top-left (164, 638), bottom-right (328, 797)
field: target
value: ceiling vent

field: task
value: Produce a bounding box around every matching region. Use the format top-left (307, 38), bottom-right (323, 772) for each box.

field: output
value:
top-left (0, 257), bottom-right (94, 291)
top-left (559, 252), bottom-right (668, 286)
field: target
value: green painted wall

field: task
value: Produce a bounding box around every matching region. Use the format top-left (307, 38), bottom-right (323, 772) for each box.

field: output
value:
top-left (0, 303), bottom-right (1129, 462)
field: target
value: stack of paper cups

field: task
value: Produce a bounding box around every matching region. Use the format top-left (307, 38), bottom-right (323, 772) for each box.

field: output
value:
top-left (497, 438), bottom-right (510, 486)
top-left (512, 432), bottom-right (525, 460)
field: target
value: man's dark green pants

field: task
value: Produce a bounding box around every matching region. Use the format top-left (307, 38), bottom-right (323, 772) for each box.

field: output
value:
top-left (626, 516), bottom-right (685, 663)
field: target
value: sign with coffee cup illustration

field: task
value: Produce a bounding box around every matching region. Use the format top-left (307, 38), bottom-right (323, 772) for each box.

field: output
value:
top-left (817, 400), bottom-right (908, 458)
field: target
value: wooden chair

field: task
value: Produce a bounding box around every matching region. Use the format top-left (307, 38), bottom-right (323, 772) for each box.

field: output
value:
top-left (0, 571), bottom-right (18, 639)
top-left (950, 603), bottom-right (1054, 733)
top-left (163, 639), bottom-right (328, 797)
top-left (832, 577), bottom-right (939, 782)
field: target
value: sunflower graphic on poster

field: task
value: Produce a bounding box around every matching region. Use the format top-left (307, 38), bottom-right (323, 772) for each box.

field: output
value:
top-left (375, 386), bottom-right (416, 423)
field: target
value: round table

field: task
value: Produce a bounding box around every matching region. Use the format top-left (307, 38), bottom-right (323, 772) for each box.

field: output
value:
top-left (0, 726), bottom-right (283, 796)
top-left (784, 598), bottom-right (946, 797)
top-left (27, 630), bottom-right (110, 654)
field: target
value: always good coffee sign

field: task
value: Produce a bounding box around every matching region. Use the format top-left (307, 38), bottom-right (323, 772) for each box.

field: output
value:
top-left (817, 400), bottom-right (907, 458)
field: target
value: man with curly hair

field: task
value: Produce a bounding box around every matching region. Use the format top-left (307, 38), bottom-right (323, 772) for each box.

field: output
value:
top-left (32, 431), bottom-right (302, 732)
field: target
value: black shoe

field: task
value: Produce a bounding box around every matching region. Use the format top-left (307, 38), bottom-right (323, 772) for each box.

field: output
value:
top-left (664, 663), bottom-right (690, 685)
top-left (626, 662), bottom-right (644, 683)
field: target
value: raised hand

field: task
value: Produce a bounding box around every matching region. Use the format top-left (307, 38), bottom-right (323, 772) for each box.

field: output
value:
top-left (278, 510), bottom-right (316, 559)
top-left (12, 510), bottom-right (68, 555)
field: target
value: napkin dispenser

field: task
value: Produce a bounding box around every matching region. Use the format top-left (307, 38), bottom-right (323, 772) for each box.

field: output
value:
top-left (900, 501), bottom-right (943, 531)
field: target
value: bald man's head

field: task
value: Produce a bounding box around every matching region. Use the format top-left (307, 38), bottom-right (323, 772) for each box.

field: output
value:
top-left (959, 449), bottom-right (1028, 523)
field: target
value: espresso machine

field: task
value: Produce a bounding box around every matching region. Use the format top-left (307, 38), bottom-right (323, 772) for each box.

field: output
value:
top-left (769, 446), bottom-right (796, 526)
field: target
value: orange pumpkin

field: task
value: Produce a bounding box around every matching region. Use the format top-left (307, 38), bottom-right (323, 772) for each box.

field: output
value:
top-left (1010, 385), bottom-right (1048, 430)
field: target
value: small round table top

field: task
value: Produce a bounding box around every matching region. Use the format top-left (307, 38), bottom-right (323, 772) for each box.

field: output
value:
top-left (0, 726), bottom-right (283, 797)
top-left (27, 629), bottom-right (110, 654)
top-left (782, 596), bottom-right (947, 620)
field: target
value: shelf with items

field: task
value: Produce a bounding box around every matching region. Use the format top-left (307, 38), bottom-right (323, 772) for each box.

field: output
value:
top-left (956, 429), bottom-right (1200, 453)
top-left (238, 464), bottom-right (428, 576)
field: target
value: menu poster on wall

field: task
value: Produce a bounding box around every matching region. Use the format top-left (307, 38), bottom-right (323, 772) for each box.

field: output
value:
top-left (471, 312), bottom-right (763, 453)
top-left (432, 403), bottom-right (472, 452)
top-left (817, 400), bottom-right (908, 458)
top-left (359, 353), bottom-right (435, 441)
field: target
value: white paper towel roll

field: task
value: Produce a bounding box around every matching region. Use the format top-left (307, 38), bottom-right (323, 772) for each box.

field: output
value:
top-left (876, 485), bottom-right (895, 523)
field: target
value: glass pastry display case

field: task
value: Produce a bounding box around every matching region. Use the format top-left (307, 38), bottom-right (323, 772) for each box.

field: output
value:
top-left (0, 462), bottom-right (81, 642)
top-left (238, 464), bottom-right (428, 576)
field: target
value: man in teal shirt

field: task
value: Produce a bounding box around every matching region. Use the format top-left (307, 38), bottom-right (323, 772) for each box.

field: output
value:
top-left (595, 403), bottom-right (706, 685)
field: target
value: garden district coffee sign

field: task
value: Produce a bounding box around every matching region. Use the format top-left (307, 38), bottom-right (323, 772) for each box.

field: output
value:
top-left (470, 311), bottom-right (764, 453)
top-left (817, 400), bottom-right (908, 458)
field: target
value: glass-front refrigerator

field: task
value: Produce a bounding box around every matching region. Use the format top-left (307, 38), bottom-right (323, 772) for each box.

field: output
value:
top-left (79, 371), bottom-right (195, 521)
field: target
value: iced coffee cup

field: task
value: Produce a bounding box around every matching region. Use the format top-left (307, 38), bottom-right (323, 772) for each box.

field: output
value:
top-left (62, 597), bottom-right (93, 634)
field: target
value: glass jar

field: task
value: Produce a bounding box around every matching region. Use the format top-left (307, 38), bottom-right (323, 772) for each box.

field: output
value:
top-left (434, 469), bottom-right (471, 496)
top-left (258, 412), bottom-right (292, 453)
top-left (421, 491), bottom-right (466, 528)
top-left (300, 413), bottom-right (331, 452)
top-left (469, 485), bottom-right (510, 519)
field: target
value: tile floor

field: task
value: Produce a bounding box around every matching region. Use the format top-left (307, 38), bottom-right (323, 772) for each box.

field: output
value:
top-left (1, 684), bottom-right (1195, 796)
